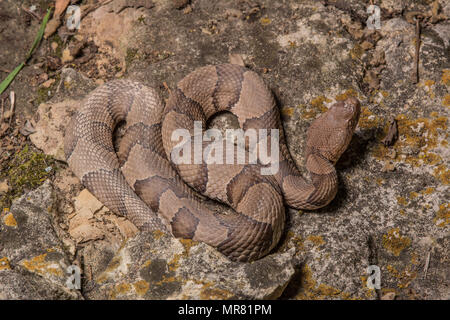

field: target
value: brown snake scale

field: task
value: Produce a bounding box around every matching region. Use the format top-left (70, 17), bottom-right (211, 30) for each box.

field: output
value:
top-left (64, 64), bottom-right (360, 262)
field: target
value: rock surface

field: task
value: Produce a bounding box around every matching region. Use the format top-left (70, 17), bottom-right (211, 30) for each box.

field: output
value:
top-left (85, 232), bottom-right (296, 300)
top-left (4, 0), bottom-right (449, 299)
top-left (0, 182), bottom-right (82, 299)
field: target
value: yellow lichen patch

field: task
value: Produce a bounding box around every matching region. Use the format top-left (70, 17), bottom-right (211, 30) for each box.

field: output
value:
top-left (21, 253), bottom-right (63, 277)
top-left (396, 197), bottom-right (408, 206)
top-left (420, 187), bottom-right (435, 194)
top-left (380, 90), bottom-right (389, 98)
top-left (441, 69), bottom-right (450, 86)
top-left (433, 164), bottom-right (449, 185)
top-left (105, 255), bottom-right (122, 272)
top-left (311, 96), bottom-right (331, 110)
top-left (133, 280), bottom-right (150, 296)
top-left (110, 282), bottom-right (132, 299)
top-left (141, 259), bottom-right (152, 269)
top-left (443, 94), bottom-right (450, 107)
top-left (409, 192), bottom-right (418, 199)
top-left (168, 254), bottom-right (182, 272)
top-left (382, 228), bottom-right (411, 256)
top-left (281, 107), bottom-right (294, 117)
top-left (358, 107), bottom-right (382, 129)
top-left (360, 276), bottom-right (377, 299)
top-left (350, 44), bottom-right (364, 60)
top-left (154, 275), bottom-right (181, 287)
top-left (197, 281), bottom-right (234, 300)
top-left (335, 89), bottom-right (358, 101)
top-left (260, 17), bottom-right (271, 25)
top-left (306, 235), bottom-right (326, 247)
top-left (300, 96), bottom-right (330, 120)
top-left (294, 264), bottom-right (356, 300)
top-left (372, 116), bottom-right (448, 168)
top-left (179, 238), bottom-right (197, 256)
top-left (433, 203), bottom-right (449, 227)
top-left (152, 230), bottom-right (165, 240)
top-left (410, 252), bottom-right (419, 265)
top-left (289, 233), bottom-right (305, 251)
top-left (3, 212), bottom-right (17, 227)
top-left (422, 80), bottom-right (436, 99)
top-left (386, 264), bottom-right (417, 289)
top-left (0, 257), bottom-right (11, 271)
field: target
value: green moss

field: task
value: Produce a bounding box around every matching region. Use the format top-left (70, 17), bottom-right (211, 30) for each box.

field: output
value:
top-left (0, 144), bottom-right (56, 210)
top-left (137, 15), bottom-right (146, 24)
top-left (35, 74), bottom-right (60, 105)
top-left (49, 34), bottom-right (63, 58)
top-left (125, 48), bottom-right (139, 68)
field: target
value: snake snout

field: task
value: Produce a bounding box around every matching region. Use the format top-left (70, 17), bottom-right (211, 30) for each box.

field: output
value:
top-left (328, 97), bottom-right (360, 129)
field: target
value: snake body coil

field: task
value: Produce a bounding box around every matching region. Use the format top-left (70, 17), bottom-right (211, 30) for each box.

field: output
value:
top-left (65, 64), bottom-right (360, 262)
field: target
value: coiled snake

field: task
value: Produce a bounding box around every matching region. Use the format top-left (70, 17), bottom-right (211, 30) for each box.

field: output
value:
top-left (64, 64), bottom-right (360, 262)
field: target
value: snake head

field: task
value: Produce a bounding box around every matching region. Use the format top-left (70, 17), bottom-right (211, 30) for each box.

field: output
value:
top-left (306, 97), bottom-right (360, 163)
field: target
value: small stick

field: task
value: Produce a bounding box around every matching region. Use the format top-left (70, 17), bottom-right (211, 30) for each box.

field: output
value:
top-left (0, 67), bottom-right (11, 74)
top-left (162, 81), bottom-right (172, 95)
top-left (0, 98), bottom-right (4, 123)
top-left (21, 5), bottom-right (42, 20)
top-left (8, 91), bottom-right (15, 127)
top-left (414, 17), bottom-right (421, 84)
top-left (81, 0), bottom-right (113, 19)
top-left (423, 250), bottom-right (431, 279)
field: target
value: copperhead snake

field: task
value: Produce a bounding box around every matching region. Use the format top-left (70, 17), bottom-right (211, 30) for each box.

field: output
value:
top-left (64, 63), bottom-right (360, 262)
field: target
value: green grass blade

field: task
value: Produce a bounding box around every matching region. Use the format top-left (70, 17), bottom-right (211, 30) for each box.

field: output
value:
top-left (0, 63), bottom-right (24, 96)
top-left (0, 7), bottom-right (53, 95)
top-left (26, 8), bottom-right (53, 60)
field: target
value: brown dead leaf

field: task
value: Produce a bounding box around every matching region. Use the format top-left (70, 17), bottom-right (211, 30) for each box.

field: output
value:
top-left (229, 53), bottom-right (245, 66)
top-left (44, 18), bottom-right (62, 39)
top-left (382, 161), bottom-right (395, 172)
top-left (381, 292), bottom-right (396, 300)
top-left (382, 118), bottom-right (398, 147)
top-left (0, 180), bottom-right (9, 194)
top-left (363, 70), bottom-right (380, 90)
top-left (55, 0), bottom-right (70, 17)
top-left (19, 120), bottom-right (36, 136)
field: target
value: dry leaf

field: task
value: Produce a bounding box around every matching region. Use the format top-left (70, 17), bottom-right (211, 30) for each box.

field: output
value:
top-left (381, 292), bottom-right (396, 300)
top-left (19, 120), bottom-right (36, 136)
top-left (364, 70), bottom-right (380, 90)
top-left (229, 53), bottom-right (245, 66)
top-left (0, 180), bottom-right (9, 194)
top-left (382, 118), bottom-right (398, 146)
top-left (55, 0), bottom-right (70, 17)
top-left (44, 18), bottom-right (62, 39)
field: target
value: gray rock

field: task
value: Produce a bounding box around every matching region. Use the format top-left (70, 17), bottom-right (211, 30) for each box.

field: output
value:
top-left (0, 182), bottom-right (82, 299)
top-left (20, 0), bottom-right (450, 300)
top-left (84, 232), bottom-right (296, 300)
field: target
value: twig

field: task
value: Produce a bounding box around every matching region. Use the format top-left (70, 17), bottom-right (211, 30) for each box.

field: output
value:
top-left (162, 81), bottom-right (172, 95)
top-left (8, 91), bottom-right (15, 127)
top-left (423, 250), bottom-right (431, 279)
top-left (0, 67), bottom-right (11, 74)
top-left (0, 98), bottom-right (4, 123)
top-left (81, 0), bottom-right (114, 19)
top-left (21, 5), bottom-right (42, 20)
top-left (414, 17), bottom-right (421, 84)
